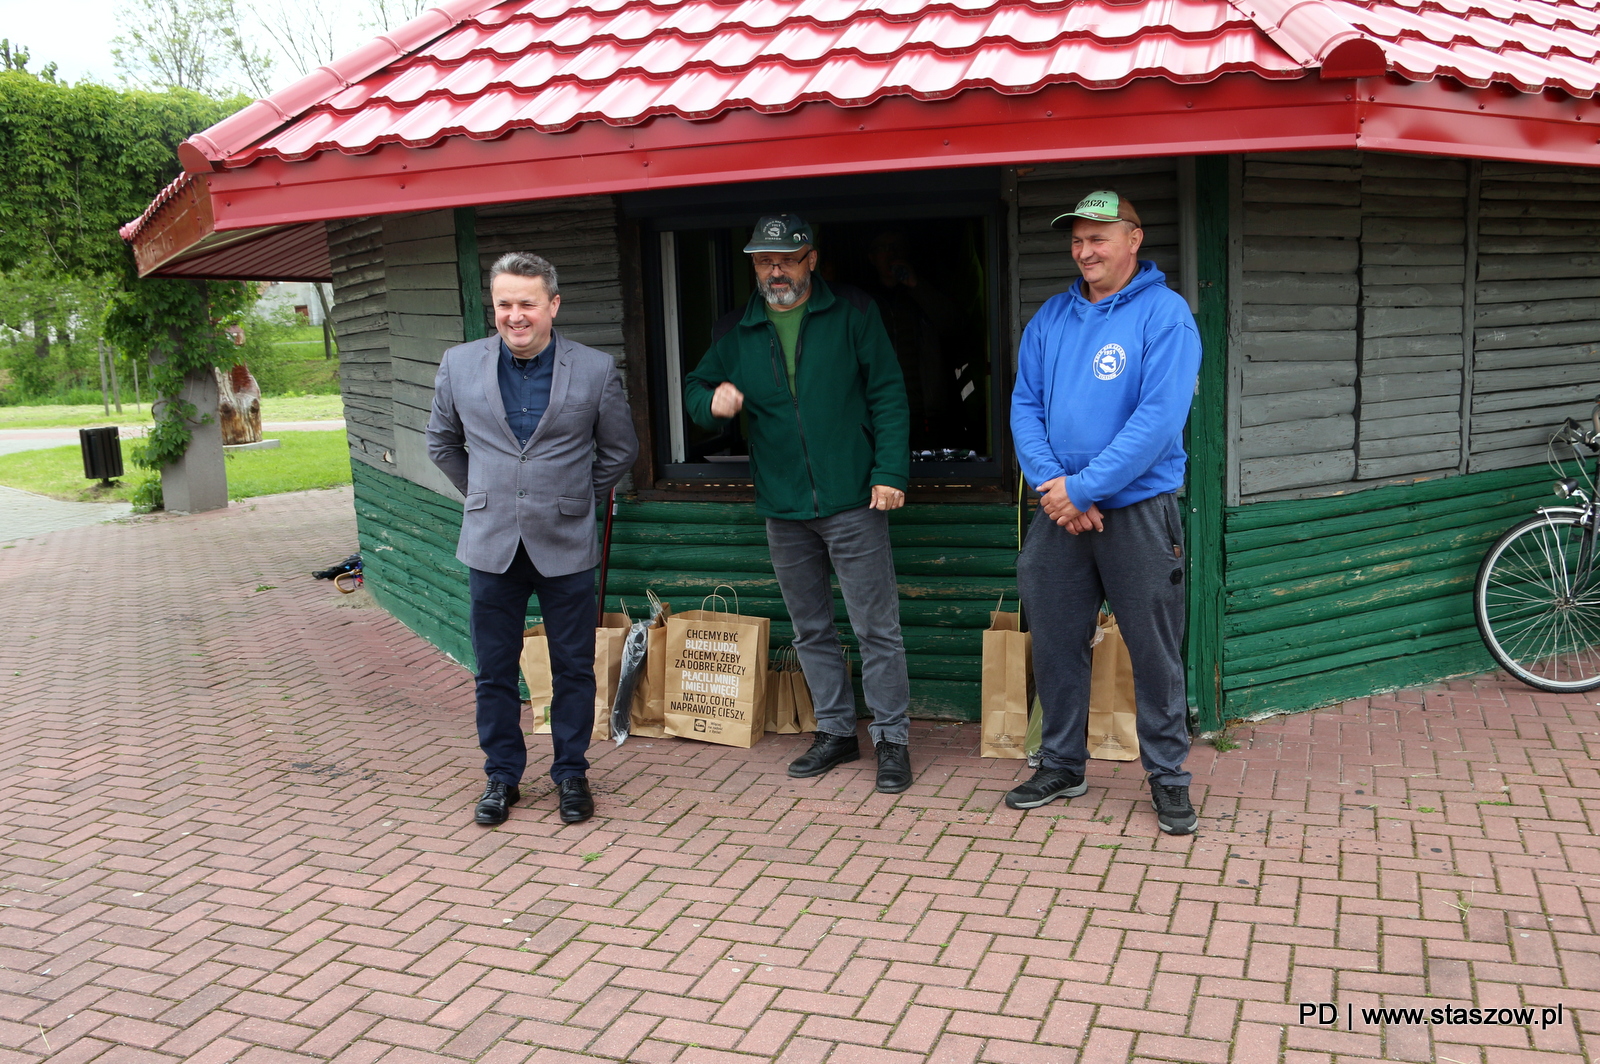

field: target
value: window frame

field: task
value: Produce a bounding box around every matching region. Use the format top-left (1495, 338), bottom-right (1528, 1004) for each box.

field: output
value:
top-left (625, 169), bottom-right (1012, 491)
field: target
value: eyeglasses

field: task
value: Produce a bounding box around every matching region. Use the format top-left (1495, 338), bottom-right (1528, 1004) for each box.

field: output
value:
top-left (752, 253), bottom-right (811, 272)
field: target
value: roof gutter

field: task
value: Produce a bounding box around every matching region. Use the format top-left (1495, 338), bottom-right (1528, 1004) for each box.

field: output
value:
top-left (125, 74), bottom-right (1600, 278)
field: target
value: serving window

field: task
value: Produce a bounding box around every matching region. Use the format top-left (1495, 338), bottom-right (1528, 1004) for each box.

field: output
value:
top-left (629, 171), bottom-right (1008, 487)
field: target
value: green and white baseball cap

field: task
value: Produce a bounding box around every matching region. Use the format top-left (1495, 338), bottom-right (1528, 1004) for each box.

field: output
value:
top-left (1050, 190), bottom-right (1142, 230)
top-left (744, 213), bottom-right (816, 253)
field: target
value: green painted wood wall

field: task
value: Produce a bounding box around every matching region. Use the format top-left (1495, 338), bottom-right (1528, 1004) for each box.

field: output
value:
top-left (1219, 460), bottom-right (1555, 718)
top-left (352, 461), bottom-right (1014, 720)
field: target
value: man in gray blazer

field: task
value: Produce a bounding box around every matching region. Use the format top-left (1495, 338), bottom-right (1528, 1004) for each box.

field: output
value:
top-left (427, 251), bottom-right (637, 826)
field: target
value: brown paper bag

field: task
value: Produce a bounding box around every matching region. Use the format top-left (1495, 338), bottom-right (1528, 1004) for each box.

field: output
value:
top-left (766, 648), bottom-right (799, 734)
top-left (522, 615), bottom-right (629, 739)
top-left (628, 598), bottom-right (672, 738)
top-left (981, 606), bottom-right (1032, 759)
top-left (663, 589), bottom-right (770, 748)
top-left (1087, 613), bottom-right (1140, 761)
top-left (521, 625), bottom-right (554, 733)
top-left (591, 612), bottom-right (631, 742)
top-left (793, 666), bottom-right (818, 733)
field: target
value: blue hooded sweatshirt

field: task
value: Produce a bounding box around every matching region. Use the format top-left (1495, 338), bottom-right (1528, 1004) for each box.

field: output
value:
top-left (1011, 261), bottom-right (1201, 511)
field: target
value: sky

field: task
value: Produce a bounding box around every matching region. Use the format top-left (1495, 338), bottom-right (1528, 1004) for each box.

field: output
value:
top-left (1, 0), bottom-right (123, 85)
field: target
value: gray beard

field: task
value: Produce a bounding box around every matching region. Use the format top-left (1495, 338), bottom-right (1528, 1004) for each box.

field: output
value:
top-left (759, 273), bottom-right (810, 308)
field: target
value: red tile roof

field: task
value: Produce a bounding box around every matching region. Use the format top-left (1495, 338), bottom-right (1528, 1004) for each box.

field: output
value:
top-left (176, 0), bottom-right (1599, 172)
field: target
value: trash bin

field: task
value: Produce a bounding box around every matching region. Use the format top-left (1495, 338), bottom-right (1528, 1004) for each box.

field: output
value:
top-left (79, 426), bottom-right (124, 484)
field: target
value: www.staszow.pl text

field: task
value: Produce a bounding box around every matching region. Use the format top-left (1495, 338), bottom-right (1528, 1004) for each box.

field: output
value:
top-left (1300, 1003), bottom-right (1566, 1029)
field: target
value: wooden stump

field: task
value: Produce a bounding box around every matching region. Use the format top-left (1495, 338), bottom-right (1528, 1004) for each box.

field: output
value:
top-left (217, 364), bottom-right (263, 445)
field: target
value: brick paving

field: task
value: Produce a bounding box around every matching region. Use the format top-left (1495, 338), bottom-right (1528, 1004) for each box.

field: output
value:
top-left (1, 486), bottom-right (1596, 1064)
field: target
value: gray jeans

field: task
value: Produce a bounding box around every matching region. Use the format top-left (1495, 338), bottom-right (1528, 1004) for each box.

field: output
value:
top-left (1017, 493), bottom-right (1192, 786)
top-left (766, 506), bottom-right (911, 745)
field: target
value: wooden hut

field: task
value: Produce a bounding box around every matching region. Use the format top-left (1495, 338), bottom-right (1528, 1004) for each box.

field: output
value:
top-left (124, 0), bottom-right (1600, 728)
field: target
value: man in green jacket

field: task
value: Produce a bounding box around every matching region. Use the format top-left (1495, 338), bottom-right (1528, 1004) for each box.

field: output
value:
top-left (685, 213), bottom-right (915, 792)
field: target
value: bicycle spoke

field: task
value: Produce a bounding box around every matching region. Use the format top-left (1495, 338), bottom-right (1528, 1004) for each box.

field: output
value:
top-left (1479, 513), bottom-right (1600, 690)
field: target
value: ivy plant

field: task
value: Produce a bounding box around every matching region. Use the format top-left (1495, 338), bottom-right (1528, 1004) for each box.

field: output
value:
top-left (0, 68), bottom-right (249, 482)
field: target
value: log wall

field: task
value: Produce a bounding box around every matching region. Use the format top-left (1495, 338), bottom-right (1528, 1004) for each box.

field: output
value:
top-left (1470, 162), bottom-right (1600, 471)
top-left (326, 217), bottom-right (393, 470)
top-left (1233, 152), bottom-right (1600, 503)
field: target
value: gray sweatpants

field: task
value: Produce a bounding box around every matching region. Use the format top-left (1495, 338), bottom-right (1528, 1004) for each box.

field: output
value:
top-left (766, 507), bottom-right (911, 745)
top-left (1017, 492), bottom-right (1192, 786)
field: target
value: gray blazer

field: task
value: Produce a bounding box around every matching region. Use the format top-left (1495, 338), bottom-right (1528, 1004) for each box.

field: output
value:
top-left (426, 331), bottom-right (638, 576)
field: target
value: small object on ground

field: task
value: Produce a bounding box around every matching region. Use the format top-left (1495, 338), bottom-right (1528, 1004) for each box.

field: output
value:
top-left (313, 553), bottom-right (361, 579)
top-left (334, 569), bottom-right (363, 594)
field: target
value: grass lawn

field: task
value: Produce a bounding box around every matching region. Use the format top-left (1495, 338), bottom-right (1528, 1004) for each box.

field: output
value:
top-left (0, 430), bottom-right (352, 504)
top-left (0, 394), bottom-right (344, 430)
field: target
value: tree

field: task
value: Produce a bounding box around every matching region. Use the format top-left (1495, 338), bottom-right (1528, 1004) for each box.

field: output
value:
top-left (363, 0), bottom-right (430, 32)
top-left (0, 69), bottom-right (253, 504)
top-left (114, 0), bottom-right (432, 99)
top-left (1, 40), bottom-right (58, 83)
top-left (114, 0), bottom-right (233, 96)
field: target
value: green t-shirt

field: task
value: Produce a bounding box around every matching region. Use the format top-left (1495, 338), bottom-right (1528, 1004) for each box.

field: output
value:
top-left (766, 302), bottom-right (805, 392)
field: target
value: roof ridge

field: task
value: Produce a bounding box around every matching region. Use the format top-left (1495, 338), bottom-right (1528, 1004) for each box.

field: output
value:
top-left (1227, 0), bottom-right (1389, 74)
top-left (178, 0), bottom-right (498, 172)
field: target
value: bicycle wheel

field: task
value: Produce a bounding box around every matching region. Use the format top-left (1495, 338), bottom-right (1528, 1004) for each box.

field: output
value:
top-left (1474, 511), bottom-right (1600, 692)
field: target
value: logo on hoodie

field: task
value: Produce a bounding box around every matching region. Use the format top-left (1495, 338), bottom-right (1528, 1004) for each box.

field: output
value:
top-left (1093, 343), bottom-right (1127, 381)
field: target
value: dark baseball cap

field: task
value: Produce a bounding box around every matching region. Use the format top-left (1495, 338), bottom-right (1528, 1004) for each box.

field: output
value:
top-left (744, 213), bottom-right (816, 253)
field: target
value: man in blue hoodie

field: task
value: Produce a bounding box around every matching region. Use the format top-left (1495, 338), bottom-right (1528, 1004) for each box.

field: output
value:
top-left (1005, 191), bottom-right (1202, 835)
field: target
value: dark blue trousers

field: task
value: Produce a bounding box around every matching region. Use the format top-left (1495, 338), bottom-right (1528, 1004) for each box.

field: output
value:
top-left (468, 541), bottom-right (596, 786)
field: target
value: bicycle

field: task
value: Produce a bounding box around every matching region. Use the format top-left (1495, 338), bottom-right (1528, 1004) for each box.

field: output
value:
top-left (1473, 396), bottom-right (1600, 692)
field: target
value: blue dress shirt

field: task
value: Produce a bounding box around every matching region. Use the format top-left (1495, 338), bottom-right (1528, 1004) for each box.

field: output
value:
top-left (497, 335), bottom-right (555, 448)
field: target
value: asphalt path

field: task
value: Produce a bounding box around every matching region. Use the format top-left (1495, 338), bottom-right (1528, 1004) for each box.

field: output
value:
top-left (0, 420), bottom-right (345, 456)
top-left (0, 421), bottom-right (346, 541)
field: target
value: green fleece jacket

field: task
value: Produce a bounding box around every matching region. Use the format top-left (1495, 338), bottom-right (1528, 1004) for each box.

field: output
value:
top-left (685, 279), bottom-right (911, 521)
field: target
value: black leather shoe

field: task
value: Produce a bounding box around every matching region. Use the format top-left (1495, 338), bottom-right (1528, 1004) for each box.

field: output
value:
top-left (474, 781), bottom-right (520, 825)
top-left (557, 777), bottom-right (594, 824)
top-left (875, 741), bottom-right (912, 793)
top-left (787, 732), bottom-right (861, 778)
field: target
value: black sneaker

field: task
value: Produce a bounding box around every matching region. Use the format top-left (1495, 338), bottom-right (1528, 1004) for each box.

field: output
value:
top-left (1003, 767), bottom-right (1087, 810)
top-left (1150, 781), bottom-right (1197, 835)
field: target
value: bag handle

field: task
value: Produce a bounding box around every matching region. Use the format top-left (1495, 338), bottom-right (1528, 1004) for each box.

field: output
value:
top-left (702, 583), bottom-right (741, 615)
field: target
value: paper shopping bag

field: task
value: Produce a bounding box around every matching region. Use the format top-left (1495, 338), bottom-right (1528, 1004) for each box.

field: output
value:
top-left (663, 589), bottom-right (770, 747)
top-left (628, 595), bottom-right (672, 738)
top-left (766, 647), bottom-right (799, 733)
top-left (981, 605), bottom-right (1032, 759)
top-left (793, 664), bottom-right (818, 732)
top-left (523, 616), bottom-right (628, 738)
top-left (591, 612), bottom-right (632, 742)
top-left (1087, 613), bottom-right (1140, 761)
top-left (522, 625), bottom-right (555, 734)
